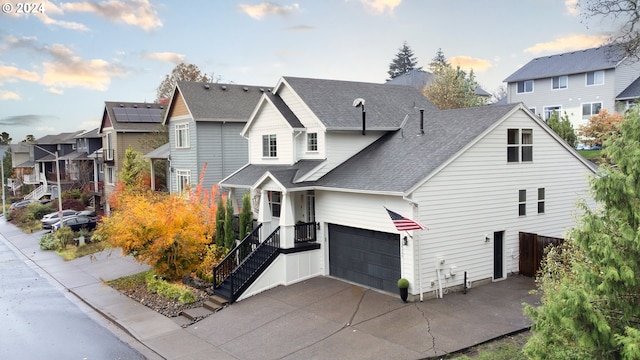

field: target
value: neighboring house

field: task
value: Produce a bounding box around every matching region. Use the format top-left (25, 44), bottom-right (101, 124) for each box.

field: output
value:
top-left (21, 131), bottom-right (84, 200)
top-left (9, 142), bottom-right (31, 194)
top-left (386, 68), bottom-right (492, 98)
top-left (162, 81), bottom-right (268, 195)
top-left (504, 44), bottom-right (640, 130)
top-left (216, 76), bottom-right (596, 303)
top-left (98, 101), bottom-right (164, 206)
top-left (71, 128), bottom-right (103, 208)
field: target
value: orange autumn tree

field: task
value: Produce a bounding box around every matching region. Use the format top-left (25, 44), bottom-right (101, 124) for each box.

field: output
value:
top-left (579, 109), bottom-right (624, 146)
top-left (96, 164), bottom-right (221, 280)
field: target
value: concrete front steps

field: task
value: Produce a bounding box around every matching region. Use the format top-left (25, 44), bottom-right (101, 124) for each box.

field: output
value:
top-left (173, 295), bottom-right (229, 328)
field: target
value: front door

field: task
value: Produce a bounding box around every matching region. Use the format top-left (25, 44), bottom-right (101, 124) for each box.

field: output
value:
top-left (493, 231), bottom-right (504, 280)
top-left (306, 190), bottom-right (315, 222)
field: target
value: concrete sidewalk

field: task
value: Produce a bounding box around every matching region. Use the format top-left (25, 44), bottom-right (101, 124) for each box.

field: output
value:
top-left (0, 217), bottom-right (538, 359)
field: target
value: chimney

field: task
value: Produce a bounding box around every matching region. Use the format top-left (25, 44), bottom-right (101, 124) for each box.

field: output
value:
top-left (420, 109), bottom-right (424, 135)
top-left (362, 108), bottom-right (366, 136)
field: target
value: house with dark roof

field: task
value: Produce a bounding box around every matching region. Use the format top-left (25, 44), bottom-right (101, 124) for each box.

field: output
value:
top-left (69, 128), bottom-right (103, 207)
top-left (214, 76), bottom-right (596, 303)
top-left (19, 131), bottom-right (85, 200)
top-left (504, 44), bottom-right (640, 129)
top-left (98, 101), bottom-right (165, 206)
top-left (162, 81), bottom-right (268, 194)
top-left (386, 68), bottom-right (492, 98)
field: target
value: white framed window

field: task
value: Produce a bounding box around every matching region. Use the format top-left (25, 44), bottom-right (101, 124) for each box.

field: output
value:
top-left (586, 70), bottom-right (604, 86)
top-left (517, 80), bottom-right (534, 94)
top-left (262, 134), bottom-right (277, 158)
top-left (519, 189), bottom-right (527, 216)
top-left (538, 188), bottom-right (545, 214)
top-left (175, 123), bottom-right (190, 149)
top-left (307, 133), bottom-right (318, 152)
top-left (176, 169), bottom-right (191, 193)
top-left (543, 105), bottom-right (562, 120)
top-left (106, 166), bottom-right (115, 185)
top-left (552, 76), bottom-right (568, 90)
top-left (507, 128), bottom-right (533, 163)
top-left (582, 102), bottom-right (602, 119)
top-left (105, 132), bottom-right (114, 161)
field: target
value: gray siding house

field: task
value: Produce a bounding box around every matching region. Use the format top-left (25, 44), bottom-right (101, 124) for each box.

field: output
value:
top-left (163, 81), bottom-right (268, 194)
top-left (504, 44), bottom-right (640, 130)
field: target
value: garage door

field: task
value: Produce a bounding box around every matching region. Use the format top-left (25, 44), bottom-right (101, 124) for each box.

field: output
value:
top-left (328, 224), bottom-right (400, 293)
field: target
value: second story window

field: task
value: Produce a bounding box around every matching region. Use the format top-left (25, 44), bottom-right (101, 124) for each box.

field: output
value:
top-left (175, 123), bottom-right (190, 148)
top-left (582, 102), bottom-right (602, 119)
top-left (586, 70), bottom-right (604, 86)
top-left (307, 133), bottom-right (318, 152)
top-left (262, 134), bottom-right (277, 158)
top-left (105, 132), bottom-right (113, 161)
top-left (507, 128), bottom-right (533, 163)
top-left (517, 80), bottom-right (533, 94)
top-left (552, 76), bottom-right (568, 90)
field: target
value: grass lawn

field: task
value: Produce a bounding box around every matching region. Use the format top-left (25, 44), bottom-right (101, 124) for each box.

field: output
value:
top-left (577, 149), bottom-right (603, 159)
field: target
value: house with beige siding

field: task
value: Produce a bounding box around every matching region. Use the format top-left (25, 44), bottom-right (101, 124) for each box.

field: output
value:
top-left (98, 101), bottom-right (164, 208)
top-left (214, 76), bottom-right (596, 303)
top-left (163, 81), bottom-right (268, 195)
top-left (504, 44), bottom-right (640, 131)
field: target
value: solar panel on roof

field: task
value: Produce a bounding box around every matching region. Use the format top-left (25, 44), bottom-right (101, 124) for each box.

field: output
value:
top-left (111, 106), bottom-right (163, 123)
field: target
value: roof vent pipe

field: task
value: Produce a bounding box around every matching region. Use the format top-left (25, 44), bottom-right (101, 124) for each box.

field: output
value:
top-left (353, 98), bottom-right (366, 136)
top-left (420, 109), bottom-right (425, 135)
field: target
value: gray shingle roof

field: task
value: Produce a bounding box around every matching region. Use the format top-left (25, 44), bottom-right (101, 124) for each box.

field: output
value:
top-left (175, 81), bottom-right (269, 122)
top-left (386, 68), bottom-right (491, 97)
top-left (265, 92), bottom-right (304, 129)
top-left (385, 68), bottom-right (434, 90)
top-left (283, 76), bottom-right (438, 130)
top-left (617, 76), bottom-right (640, 100)
top-left (315, 104), bottom-right (520, 193)
top-left (35, 131), bottom-right (84, 145)
top-left (143, 143), bottom-right (170, 159)
top-left (104, 101), bottom-right (164, 132)
top-left (504, 44), bottom-right (624, 83)
top-left (221, 160), bottom-right (325, 188)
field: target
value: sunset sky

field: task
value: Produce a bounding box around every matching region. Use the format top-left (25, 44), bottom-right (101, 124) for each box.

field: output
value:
top-left (0, 0), bottom-right (618, 142)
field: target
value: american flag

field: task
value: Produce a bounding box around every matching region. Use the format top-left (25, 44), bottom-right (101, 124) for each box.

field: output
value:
top-left (385, 207), bottom-right (426, 231)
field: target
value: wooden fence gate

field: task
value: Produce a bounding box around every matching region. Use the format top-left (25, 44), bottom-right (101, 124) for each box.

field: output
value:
top-left (519, 232), bottom-right (563, 277)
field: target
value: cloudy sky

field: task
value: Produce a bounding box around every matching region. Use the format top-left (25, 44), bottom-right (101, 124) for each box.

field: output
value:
top-left (0, 0), bottom-right (618, 142)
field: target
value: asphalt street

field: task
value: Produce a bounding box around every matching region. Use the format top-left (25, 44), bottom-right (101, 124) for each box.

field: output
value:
top-left (0, 233), bottom-right (146, 359)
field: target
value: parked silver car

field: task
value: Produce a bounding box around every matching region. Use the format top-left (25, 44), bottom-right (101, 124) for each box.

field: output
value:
top-left (41, 210), bottom-right (79, 229)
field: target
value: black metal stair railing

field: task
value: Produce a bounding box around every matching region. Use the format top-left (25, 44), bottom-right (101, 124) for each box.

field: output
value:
top-left (213, 223), bottom-right (262, 286)
top-left (213, 225), bottom-right (282, 303)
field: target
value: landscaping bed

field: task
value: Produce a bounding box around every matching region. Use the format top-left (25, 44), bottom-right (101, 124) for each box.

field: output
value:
top-left (107, 271), bottom-right (213, 318)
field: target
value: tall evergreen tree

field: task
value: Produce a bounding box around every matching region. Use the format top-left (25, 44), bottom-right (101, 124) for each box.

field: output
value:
top-left (223, 195), bottom-right (235, 250)
top-left (387, 41), bottom-right (418, 80)
top-left (524, 107), bottom-right (640, 359)
top-left (239, 192), bottom-right (253, 241)
top-left (429, 48), bottom-right (447, 71)
top-left (546, 111), bottom-right (577, 147)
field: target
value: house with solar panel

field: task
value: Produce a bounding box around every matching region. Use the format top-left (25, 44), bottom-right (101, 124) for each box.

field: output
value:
top-left (504, 44), bottom-right (640, 131)
top-left (98, 102), bottom-right (165, 208)
top-left (162, 81), bottom-right (268, 195)
top-left (210, 76), bottom-right (596, 304)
